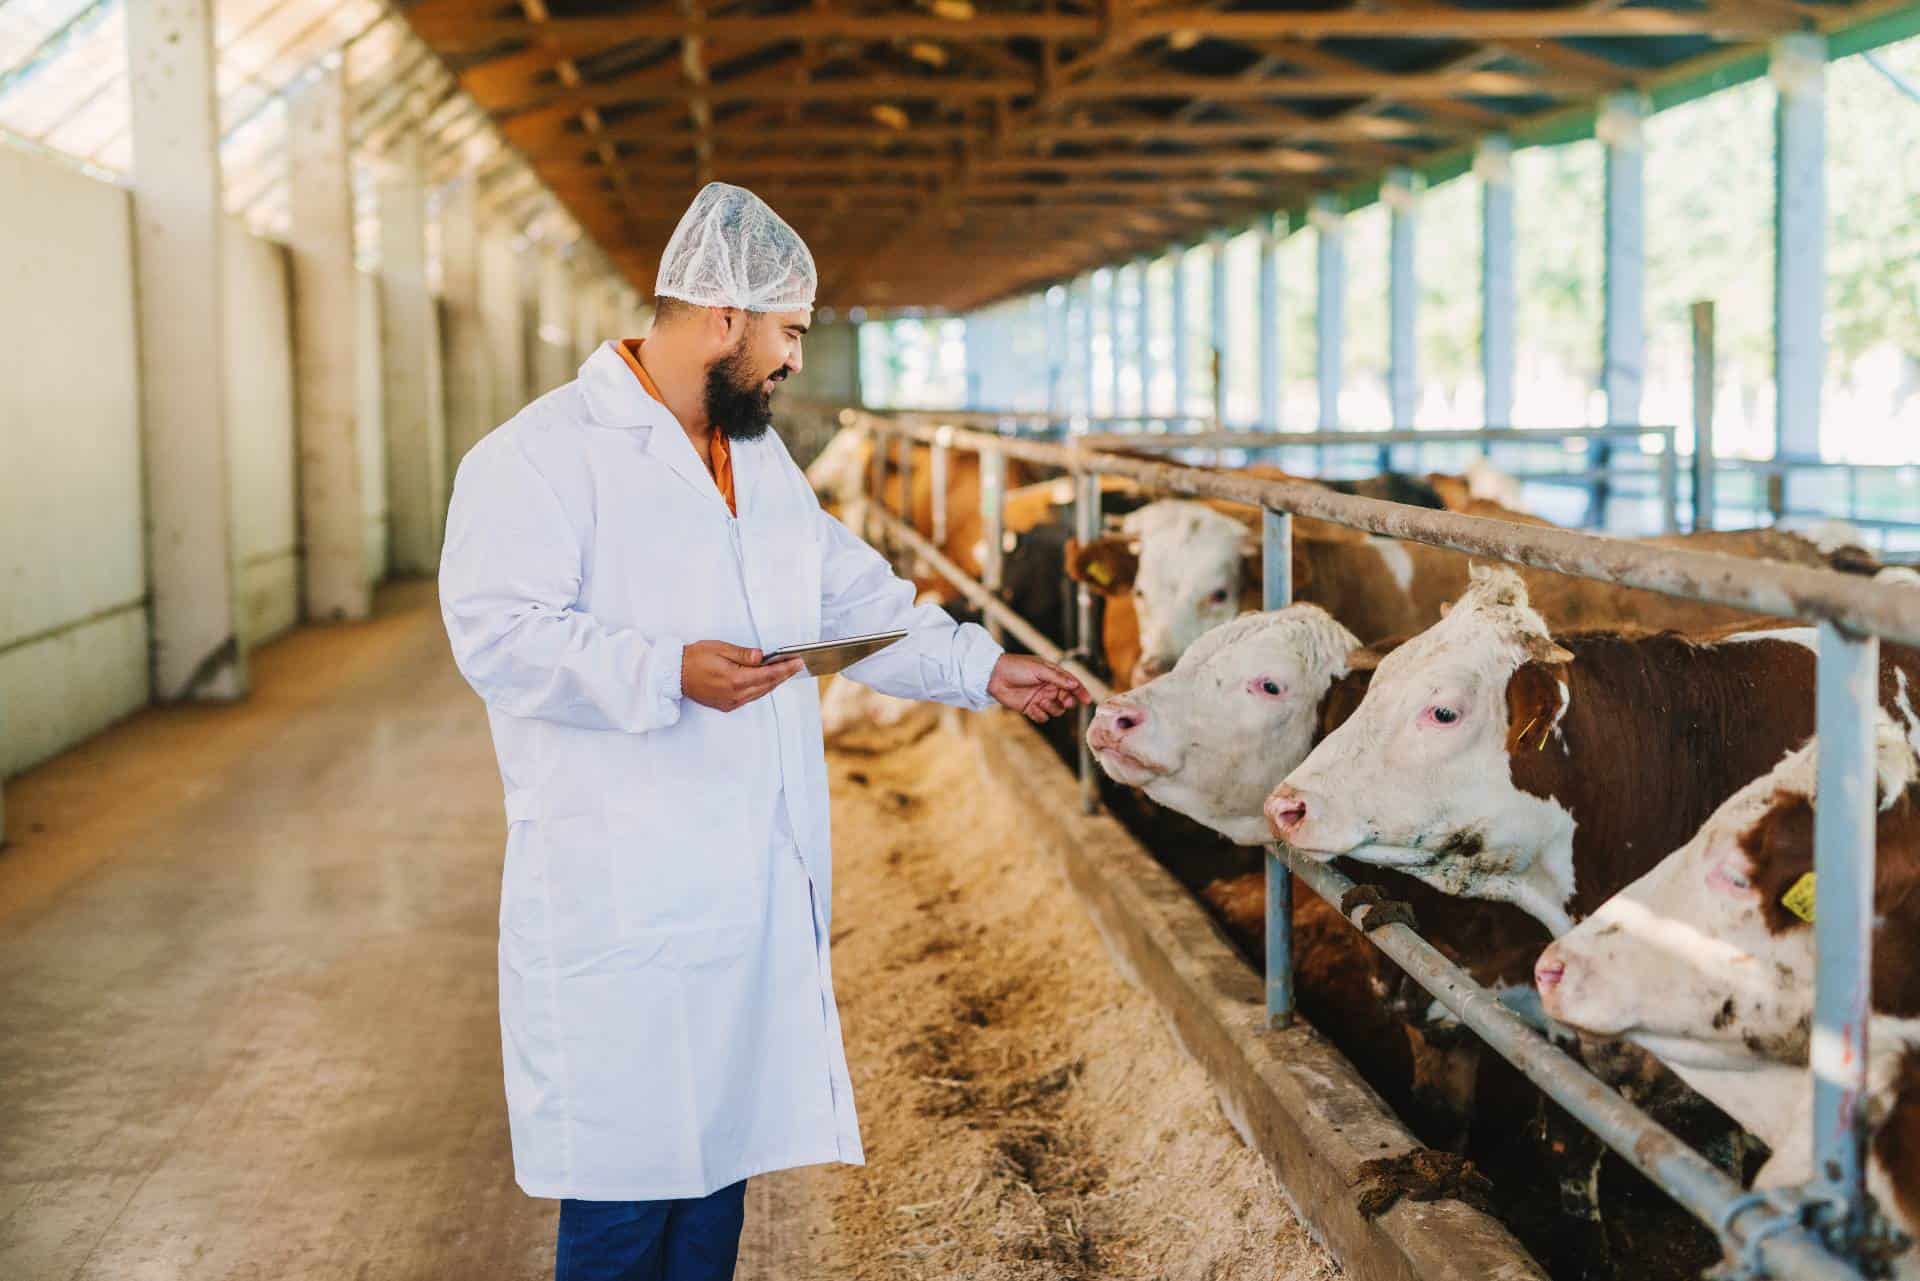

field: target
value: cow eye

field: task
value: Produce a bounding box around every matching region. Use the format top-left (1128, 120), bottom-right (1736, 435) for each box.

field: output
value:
top-left (1248, 676), bottom-right (1286, 699)
top-left (1261, 678), bottom-right (1281, 696)
top-left (1209, 587), bottom-right (1230, 605)
top-left (1424, 706), bottom-right (1462, 726)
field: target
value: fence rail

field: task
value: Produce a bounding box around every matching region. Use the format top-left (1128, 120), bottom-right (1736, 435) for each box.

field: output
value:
top-left (844, 405), bottom-right (1919, 1281)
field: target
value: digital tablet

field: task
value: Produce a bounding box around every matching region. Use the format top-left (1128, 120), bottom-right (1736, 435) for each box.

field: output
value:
top-left (762, 629), bottom-right (909, 678)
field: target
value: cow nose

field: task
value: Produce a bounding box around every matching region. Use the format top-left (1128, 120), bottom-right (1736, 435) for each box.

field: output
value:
top-left (1088, 702), bottom-right (1144, 750)
top-left (1534, 946), bottom-right (1567, 993)
top-left (1265, 785), bottom-right (1308, 839)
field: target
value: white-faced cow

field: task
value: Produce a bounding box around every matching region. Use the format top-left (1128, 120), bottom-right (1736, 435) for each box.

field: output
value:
top-left (1267, 567), bottom-right (1920, 941)
top-left (1535, 720), bottom-right (1920, 1242)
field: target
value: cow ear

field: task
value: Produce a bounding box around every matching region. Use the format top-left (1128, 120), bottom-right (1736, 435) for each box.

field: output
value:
top-left (1505, 661), bottom-right (1568, 753)
top-left (1065, 537), bottom-right (1137, 595)
top-left (1524, 635), bottom-right (1575, 666)
top-left (1344, 645), bottom-right (1386, 673)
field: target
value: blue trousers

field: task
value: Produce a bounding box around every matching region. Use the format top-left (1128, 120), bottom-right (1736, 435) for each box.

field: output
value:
top-left (555, 1182), bottom-right (748, 1281)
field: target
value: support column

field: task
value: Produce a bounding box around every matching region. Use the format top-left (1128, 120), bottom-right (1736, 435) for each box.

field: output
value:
top-left (1597, 93), bottom-right (1647, 530)
top-left (1210, 231), bottom-right (1230, 426)
top-left (1045, 287), bottom-right (1064, 416)
top-left (1108, 266), bottom-right (1124, 415)
top-left (1076, 275), bottom-right (1096, 416)
top-left (1774, 34), bottom-right (1827, 477)
top-left (378, 128), bottom-right (446, 574)
top-left (1259, 214), bottom-right (1283, 433)
top-left (128, 0), bottom-right (245, 698)
top-left (1135, 261), bottom-right (1153, 416)
top-left (1386, 169), bottom-right (1419, 471)
top-left (1313, 195), bottom-right (1346, 438)
top-left (1171, 248), bottom-right (1191, 417)
top-left (440, 178), bottom-right (490, 473)
top-left (478, 217), bottom-right (528, 428)
top-left (289, 63), bottom-right (372, 622)
top-left (1478, 136), bottom-right (1516, 437)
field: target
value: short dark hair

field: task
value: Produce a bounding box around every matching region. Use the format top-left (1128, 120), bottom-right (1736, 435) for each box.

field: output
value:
top-left (651, 296), bottom-right (703, 327)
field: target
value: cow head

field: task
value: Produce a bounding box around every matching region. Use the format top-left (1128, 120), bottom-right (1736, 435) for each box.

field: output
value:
top-left (1096, 501), bottom-right (1258, 684)
top-left (1535, 719), bottom-right (1920, 1072)
top-left (805, 425), bottom-right (872, 507)
top-left (1265, 566), bottom-right (1579, 932)
top-left (1085, 607), bottom-right (1361, 845)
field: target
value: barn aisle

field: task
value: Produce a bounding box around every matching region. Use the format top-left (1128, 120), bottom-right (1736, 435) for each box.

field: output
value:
top-left (0, 581), bottom-right (563, 1279)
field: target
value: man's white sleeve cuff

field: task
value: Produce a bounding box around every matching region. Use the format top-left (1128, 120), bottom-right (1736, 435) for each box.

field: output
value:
top-left (652, 635), bottom-right (687, 713)
top-left (958, 624), bottom-right (1003, 709)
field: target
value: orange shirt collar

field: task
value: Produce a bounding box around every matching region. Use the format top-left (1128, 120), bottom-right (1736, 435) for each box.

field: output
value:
top-left (616, 338), bottom-right (735, 517)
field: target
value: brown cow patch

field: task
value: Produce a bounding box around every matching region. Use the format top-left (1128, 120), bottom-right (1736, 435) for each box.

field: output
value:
top-left (1872, 1045), bottom-right (1920, 1230)
top-left (1740, 782), bottom-right (1920, 1018)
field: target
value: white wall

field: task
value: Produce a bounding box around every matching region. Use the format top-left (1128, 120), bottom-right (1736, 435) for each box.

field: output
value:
top-left (0, 148), bottom-right (150, 777)
top-left (223, 222), bottom-right (300, 650)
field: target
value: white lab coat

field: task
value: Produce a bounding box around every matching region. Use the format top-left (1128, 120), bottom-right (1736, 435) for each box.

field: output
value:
top-left (440, 343), bottom-right (1002, 1200)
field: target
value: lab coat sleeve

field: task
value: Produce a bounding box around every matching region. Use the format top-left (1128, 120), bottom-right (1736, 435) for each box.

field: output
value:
top-left (440, 437), bottom-right (686, 733)
top-left (816, 508), bottom-right (1003, 709)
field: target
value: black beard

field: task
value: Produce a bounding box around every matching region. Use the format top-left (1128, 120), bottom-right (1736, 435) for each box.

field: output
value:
top-left (704, 342), bottom-right (776, 441)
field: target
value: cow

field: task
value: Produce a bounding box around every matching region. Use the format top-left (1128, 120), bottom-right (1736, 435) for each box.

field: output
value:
top-left (803, 424), bottom-right (1038, 597)
top-left (1086, 605), bottom-right (1551, 1152)
top-left (1266, 566), bottom-right (1920, 941)
top-left (1072, 499), bottom-right (1881, 690)
top-left (1533, 720), bottom-right (1920, 1247)
top-left (1086, 603), bottom-right (1552, 979)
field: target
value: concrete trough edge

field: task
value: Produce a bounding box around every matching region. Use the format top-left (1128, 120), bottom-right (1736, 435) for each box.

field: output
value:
top-left (963, 709), bottom-right (1548, 1281)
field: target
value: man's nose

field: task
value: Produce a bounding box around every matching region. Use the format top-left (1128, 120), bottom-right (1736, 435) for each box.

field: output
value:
top-left (1265, 785), bottom-right (1309, 839)
top-left (1087, 701), bottom-right (1145, 750)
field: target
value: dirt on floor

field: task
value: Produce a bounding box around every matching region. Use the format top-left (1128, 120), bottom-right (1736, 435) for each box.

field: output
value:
top-left (813, 702), bottom-right (1340, 1281)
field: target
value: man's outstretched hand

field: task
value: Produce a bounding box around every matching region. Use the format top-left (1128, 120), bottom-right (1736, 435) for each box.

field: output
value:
top-left (987, 654), bottom-right (1091, 723)
top-left (683, 641), bottom-right (805, 712)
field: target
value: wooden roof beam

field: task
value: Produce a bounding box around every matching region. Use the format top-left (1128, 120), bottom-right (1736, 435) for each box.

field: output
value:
top-left (423, 6), bottom-right (1794, 61)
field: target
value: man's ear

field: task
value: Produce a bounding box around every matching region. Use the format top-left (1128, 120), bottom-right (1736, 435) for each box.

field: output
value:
top-left (1065, 537), bottom-right (1138, 596)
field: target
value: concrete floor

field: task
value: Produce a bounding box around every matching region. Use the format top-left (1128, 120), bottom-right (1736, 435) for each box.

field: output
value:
top-left (0, 581), bottom-right (825, 1280)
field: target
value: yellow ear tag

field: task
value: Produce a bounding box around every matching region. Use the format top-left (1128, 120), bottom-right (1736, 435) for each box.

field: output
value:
top-left (1087, 560), bottom-right (1112, 587)
top-left (1781, 872), bottom-right (1817, 924)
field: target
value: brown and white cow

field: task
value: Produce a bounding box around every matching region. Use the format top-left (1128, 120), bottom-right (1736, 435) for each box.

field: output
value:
top-left (1267, 566), bottom-right (1920, 940)
top-left (1534, 720), bottom-right (1920, 1240)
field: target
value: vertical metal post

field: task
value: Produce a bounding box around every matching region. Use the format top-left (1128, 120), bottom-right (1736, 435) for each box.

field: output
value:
top-left (895, 434), bottom-right (915, 536)
top-left (868, 425), bottom-right (888, 547)
top-left (980, 445), bottom-right (1007, 644)
top-left (1211, 231), bottom-right (1231, 428)
top-left (1136, 260), bottom-right (1154, 417)
top-left (1046, 287), bottom-right (1064, 418)
top-left (1479, 136), bottom-right (1516, 445)
top-left (1692, 301), bottom-right (1717, 532)
top-left (1079, 275), bottom-right (1097, 419)
top-left (1386, 169), bottom-right (1419, 474)
top-left (1774, 34), bottom-right (1828, 498)
top-left (1812, 619), bottom-right (1878, 1236)
top-left (1259, 214), bottom-right (1283, 437)
top-left (1263, 506), bottom-right (1296, 1027)
top-left (1171, 247), bottom-right (1191, 419)
top-left (1313, 195), bottom-right (1346, 471)
top-left (1598, 93), bottom-right (1647, 531)
top-left (1075, 470), bottom-right (1102, 814)
top-left (1109, 266), bottom-right (1125, 416)
top-left (1658, 430), bottom-right (1679, 534)
top-left (930, 431), bottom-right (951, 548)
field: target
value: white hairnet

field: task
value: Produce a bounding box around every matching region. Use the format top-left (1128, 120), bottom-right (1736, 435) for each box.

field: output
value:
top-left (654, 182), bottom-right (817, 313)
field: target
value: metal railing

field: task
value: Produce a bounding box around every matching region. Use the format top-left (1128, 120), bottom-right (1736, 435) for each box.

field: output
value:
top-left (844, 405), bottom-right (1920, 1281)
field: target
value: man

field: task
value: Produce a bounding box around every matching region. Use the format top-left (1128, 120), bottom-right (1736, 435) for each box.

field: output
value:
top-left (439, 183), bottom-right (1086, 1281)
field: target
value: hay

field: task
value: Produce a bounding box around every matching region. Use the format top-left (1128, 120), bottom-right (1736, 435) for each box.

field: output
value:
top-left (818, 715), bottom-right (1341, 1281)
